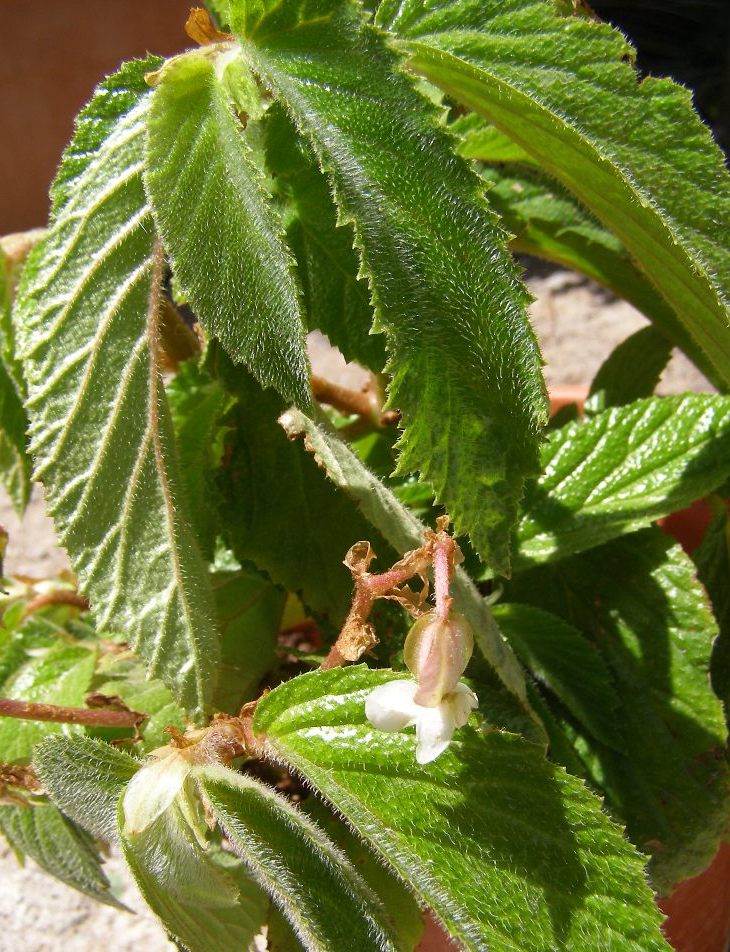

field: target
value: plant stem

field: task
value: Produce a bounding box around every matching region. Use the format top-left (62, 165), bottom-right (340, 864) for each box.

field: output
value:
top-left (311, 374), bottom-right (380, 421)
top-left (0, 696), bottom-right (145, 729)
top-left (21, 589), bottom-right (89, 619)
top-left (322, 565), bottom-right (415, 669)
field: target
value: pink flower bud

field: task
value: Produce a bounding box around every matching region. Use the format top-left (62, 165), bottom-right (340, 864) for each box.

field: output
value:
top-left (403, 610), bottom-right (474, 707)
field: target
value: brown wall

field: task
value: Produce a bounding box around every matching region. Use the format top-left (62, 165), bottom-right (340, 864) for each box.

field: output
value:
top-left (1, 0), bottom-right (193, 233)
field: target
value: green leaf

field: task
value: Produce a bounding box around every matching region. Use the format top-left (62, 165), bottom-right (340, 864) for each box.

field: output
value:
top-left (0, 801), bottom-right (120, 906)
top-left (586, 326), bottom-right (673, 415)
top-left (93, 651), bottom-right (186, 751)
top-left (166, 359), bottom-right (233, 559)
top-left (13, 59), bottom-right (220, 723)
top-left (120, 797), bottom-right (268, 952)
top-left (0, 641), bottom-right (96, 761)
top-left (515, 395), bottom-right (730, 570)
top-left (492, 602), bottom-right (622, 750)
top-left (471, 161), bottom-right (711, 381)
top-left (254, 666), bottom-right (669, 952)
top-left (263, 106), bottom-right (385, 371)
top-left (211, 569), bottom-right (286, 713)
top-left (279, 408), bottom-right (528, 702)
top-left (507, 528), bottom-right (730, 892)
top-left (303, 797), bottom-right (424, 951)
top-left (234, 0), bottom-right (548, 573)
top-left (34, 735), bottom-right (140, 840)
top-left (198, 764), bottom-right (400, 951)
top-left (453, 113), bottom-right (534, 164)
top-left (145, 49), bottom-right (311, 408)
top-left (381, 0), bottom-right (730, 387)
top-left (218, 363), bottom-right (396, 621)
top-left (694, 505), bottom-right (730, 710)
top-left (0, 242), bottom-right (32, 513)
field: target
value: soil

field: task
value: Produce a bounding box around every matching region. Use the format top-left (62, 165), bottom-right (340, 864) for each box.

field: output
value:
top-left (0, 264), bottom-right (712, 951)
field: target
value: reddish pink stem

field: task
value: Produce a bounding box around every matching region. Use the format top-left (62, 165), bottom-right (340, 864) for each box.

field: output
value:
top-left (365, 567), bottom-right (413, 595)
top-left (0, 697), bottom-right (144, 729)
top-left (433, 538), bottom-right (454, 621)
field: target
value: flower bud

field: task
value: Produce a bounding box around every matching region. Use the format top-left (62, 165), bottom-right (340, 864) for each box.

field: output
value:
top-left (403, 610), bottom-right (474, 707)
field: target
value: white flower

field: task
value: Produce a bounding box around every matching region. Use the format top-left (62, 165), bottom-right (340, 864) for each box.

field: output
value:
top-left (365, 678), bottom-right (478, 764)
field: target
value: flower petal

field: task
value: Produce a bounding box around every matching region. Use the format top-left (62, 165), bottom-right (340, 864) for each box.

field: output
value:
top-left (122, 749), bottom-right (192, 836)
top-left (448, 683), bottom-right (479, 728)
top-left (414, 704), bottom-right (455, 764)
top-left (365, 679), bottom-right (420, 731)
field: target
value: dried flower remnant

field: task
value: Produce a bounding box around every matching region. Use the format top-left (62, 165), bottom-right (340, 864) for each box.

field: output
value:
top-left (122, 719), bottom-right (246, 837)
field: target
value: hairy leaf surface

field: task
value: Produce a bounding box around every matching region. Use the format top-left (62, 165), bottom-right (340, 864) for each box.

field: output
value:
top-left (219, 364), bottom-right (396, 622)
top-left (516, 395), bottom-right (730, 569)
top-left (166, 359), bottom-right (233, 559)
top-left (0, 802), bottom-right (119, 906)
top-left (145, 51), bottom-right (311, 406)
top-left (472, 162), bottom-right (712, 380)
top-left (94, 651), bottom-right (186, 751)
top-left (254, 666), bottom-right (669, 952)
top-left (264, 106), bottom-right (384, 371)
top-left (199, 765), bottom-right (400, 951)
top-left (279, 408), bottom-right (527, 701)
top-left (303, 798), bottom-right (424, 951)
top-left (34, 735), bottom-right (140, 841)
top-left (492, 602), bottom-right (621, 750)
top-left (120, 799), bottom-right (268, 952)
top-left (508, 529), bottom-right (730, 892)
top-left (13, 60), bottom-right (220, 721)
top-left (233, 0), bottom-right (548, 573)
top-left (380, 0), bottom-right (730, 386)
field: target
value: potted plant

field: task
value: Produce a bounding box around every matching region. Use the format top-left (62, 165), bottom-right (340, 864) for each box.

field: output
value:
top-left (1, 2), bottom-right (729, 950)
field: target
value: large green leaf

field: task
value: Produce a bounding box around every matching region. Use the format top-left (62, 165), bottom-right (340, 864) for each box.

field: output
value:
top-left (507, 528), bottom-right (730, 892)
top-left (120, 798), bottom-right (268, 952)
top-left (303, 798), bottom-right (424, 951)
top-left (13, 60), bottom-right (220, 722)
top-left (231, 0), bottom-right (548, 573)
top-left (472, 161), bottom-right (712, 382)
top-left (263, 105), bottom-right (385, 372)
top-left (199, 765), bottom-right (401, 951)
top-left (515, 395), bottom-right (730, 570)
top-left (34, 735), bottom-right (140, 840)
top-left (218, 363), bottom-right (396, 622)
top-left (379, 0), bottom-right (730, 386)
top-left (0, 801), bottom-right (119, 906)
top-left (254, 666), bottom-right (669, 952)
top-left (279, 408), bottom-right (528, 702)
top-left (145, 50), bottom-right (311, 407)
top-left (0, 638), bottom-right (96, 761)
top-left (492, 602), bottom-right (622, 750)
